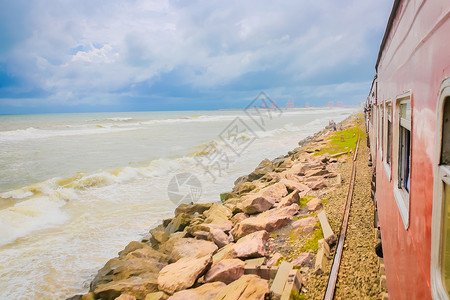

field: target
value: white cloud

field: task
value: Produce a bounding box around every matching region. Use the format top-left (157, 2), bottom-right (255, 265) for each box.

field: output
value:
top-left (71, 44), bottom-right (119, 64)
top-left (0, 0), bottom-right (394, 107)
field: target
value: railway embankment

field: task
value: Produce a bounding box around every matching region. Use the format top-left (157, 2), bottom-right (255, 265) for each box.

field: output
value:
top-left (72, 112), bottom-right (383, 300)
top-left (303, 114), bottom-right (384, 299)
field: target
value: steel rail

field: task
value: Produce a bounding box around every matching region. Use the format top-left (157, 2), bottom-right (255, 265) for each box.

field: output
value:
top-left (323, 133), bottom-right (360, 300)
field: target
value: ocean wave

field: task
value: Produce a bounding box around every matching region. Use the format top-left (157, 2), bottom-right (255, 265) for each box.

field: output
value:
top-left (140, 114), bottom-right (240, 126)
top-left (88, 117), bottom-right (135, 122)
top-left (0, 111), bottom-right (353, 245)
top-left (0, 126), bottom-right (139, 142)
top-left (0, 196), bottom-right (68, 247)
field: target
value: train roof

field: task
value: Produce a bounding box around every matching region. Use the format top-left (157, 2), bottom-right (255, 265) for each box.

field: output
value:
top-left (375, 0), bottom-right (402, 71)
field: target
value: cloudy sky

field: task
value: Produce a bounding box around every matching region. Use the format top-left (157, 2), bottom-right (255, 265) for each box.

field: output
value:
top-left (0, 0), bottom-right (393, 114)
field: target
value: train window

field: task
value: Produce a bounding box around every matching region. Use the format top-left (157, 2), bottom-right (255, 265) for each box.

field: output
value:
top-left (393, 93), bottom-right (411, 229)
top-left (383, 101), bottom-right (392, 180)
top-left (398, 101), bottom-right (411, 191)
top-left (442, 99), bottom-right (450, 164)
top-left (441, 99), bottom-right (450, 294)
top-left (386, 102), bottom-right (392, 165)
top-left (381, 104), bottom-right (384, 158)
top-left (378, 104), bottom-right (383, 158)
top-left (443, 181), bottom-right (450, 294)
top-left (431, 81), bottom-right (450, 299)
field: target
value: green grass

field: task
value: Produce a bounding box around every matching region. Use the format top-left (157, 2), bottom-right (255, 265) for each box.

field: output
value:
top-left (220, 193), bottom-right (230, 202)
top-left (314, 126), bottom-right (362, 156)
top-left (299, 195), bottom-right (314, 207)
top-left (299, 225), bottom-right (324, 252)
top-left (275, 256), bottom-right (285, 266)
top-left (290, 291), bottom-right (307, 300)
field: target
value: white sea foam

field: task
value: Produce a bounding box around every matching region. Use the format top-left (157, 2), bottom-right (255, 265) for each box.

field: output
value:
top-left (88, 117), bottom-right (135, 122)
top-left (0, 126), bottom-right (139, 142)
top-left (140, 114), bottom-right (240, 126)
top-left (0, 196), bottom-right (68, 246)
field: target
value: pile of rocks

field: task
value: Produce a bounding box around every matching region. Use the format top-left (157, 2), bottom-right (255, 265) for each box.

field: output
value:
top-left (75, 121), bottom-right (349, 300)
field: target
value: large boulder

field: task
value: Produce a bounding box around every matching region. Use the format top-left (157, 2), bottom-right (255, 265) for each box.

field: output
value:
top-left (240, 182), bottom-right (289, 215)
top-left (231, 213), bottom-right (249, 225)
top-left (149, 225), bottom-right (169, 246)
top-left (240, 194), bottom-right (274, 215)
top-left (259, 172), bottom-right (282, 183)
top-left (213, 274), bottom-right (269, 300)
top-left (204, 221), bottom-right (234, 233)
top-left (305, 168), bottom-right (329, 177)
top-left (283, 162), bottom-right (306, 176)
top-left (232, 181), bottom-right (266, 195)
top-left (231, 204), bottom-right (300, 239)
top-left (169, 238), bottom-right (218, 262)
top-left (204, 203), bottom-right (232, 220)
top-left (209, 228), bottom-right (231, 248)
top-left (116, 294), bottom-right (136, 300)
top-left (174, 203), bottom-right (213, 216)
top-left (291, 252), bottom-right (314, 267)
top-left (204, 259), bottom-right (245, 284)
top-left (125, 245), bottom-right (168, 262)
top-left (158, 232), bottom-right (186, 255)
top-left (266, 252), bottom-right (283, 267)
top-left (92, 243), bottom-right (167, 284)
top-left (158, 255), bottom-right (213, 295)
top-left (272, 156), bottom-right (293, 170)
top-left (168, 282), bottom-right (226, 300)
top-left (212, 244), bottom-right (238, 265)
top-left (203, 203), bottom-right (233, 232)
top-left (233, 230), bottom-right (268, 258)
top-left (119, 241), bottom-right (150, 257)
top-left (145, 292), bottom-right (169, 300)
top-left (90, 258), bottom-right (122, 291)
top-left (291, 216), bottom-right (316, 228)
top-left (192, 230), bottom-right (210, 240)
top-left (94, 274), bottom-right (159, 300)
top-left (276, 190), bottom-right (299, 208)
top-left (184, 223), bottom-right (211, 237)
top-left (306, 198), bottom-right (323, 211)
top-left (259, 182), bottom-right (288, 200)
top-left (113, 258), bottom-right (167, 281)
top-left (234, 175), bottom-right (249, 187)
top-left (279, 179), bottom-right (310, 193)
top-left (307, 180), bottom-right (327, 191)
top-left (165, 213), bottom-right (195, 235)
top-left (247, 159), bottom-right (275, 181)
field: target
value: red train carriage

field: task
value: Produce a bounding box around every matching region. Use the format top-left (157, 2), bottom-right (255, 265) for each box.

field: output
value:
top-left (365, 0), bottom-right (450, 299)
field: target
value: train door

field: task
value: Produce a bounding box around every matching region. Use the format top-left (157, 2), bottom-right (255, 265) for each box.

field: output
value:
top-left (431, 78), bottom-right (450, 299)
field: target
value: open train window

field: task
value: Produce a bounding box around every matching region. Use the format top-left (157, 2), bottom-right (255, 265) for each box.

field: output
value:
top-left (398, 101), bottom-right (411, 191)
top-left (393, 92), bottom-right (411, 229)
top-left (384, 101), bottom-right (392, 180)
top-left (378, 104), bottom-right (384, 159)
top-left (442, 178), bottom-right (450, 295)
top-left (431, 79), bottom-right (450, 299)
top-left (381, 103), bottom-right (384, 159)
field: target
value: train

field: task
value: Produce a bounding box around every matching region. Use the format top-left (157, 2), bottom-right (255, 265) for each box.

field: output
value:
top-left (364, 0), bottom-right (450, 299)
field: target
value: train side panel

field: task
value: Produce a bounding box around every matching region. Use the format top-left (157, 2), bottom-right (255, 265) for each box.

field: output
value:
top-left (374, 0), bottom-right (450, 299)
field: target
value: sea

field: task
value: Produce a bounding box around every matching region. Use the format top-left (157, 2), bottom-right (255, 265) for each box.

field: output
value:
top-left (0, 107), bottom-right (356, 299)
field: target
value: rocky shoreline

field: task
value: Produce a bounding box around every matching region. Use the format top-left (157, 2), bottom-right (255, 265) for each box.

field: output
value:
top-left (70, 112), bottom-right (377, 300)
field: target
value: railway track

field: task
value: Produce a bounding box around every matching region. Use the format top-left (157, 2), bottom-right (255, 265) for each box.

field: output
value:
top-left (323, 134), bottom-right (360, 300)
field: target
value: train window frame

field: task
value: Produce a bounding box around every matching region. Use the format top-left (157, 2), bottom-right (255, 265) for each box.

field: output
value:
top-left (392, 91), bottom-right (411, 230)
top-left (375, 105), bottom-right (378, 150)
top-left (378, 104), bottom-right (384, 160)
top-left (431, 78), bottom-right (450, 300)
top-left (384, 100), bottom-right (392, 181)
